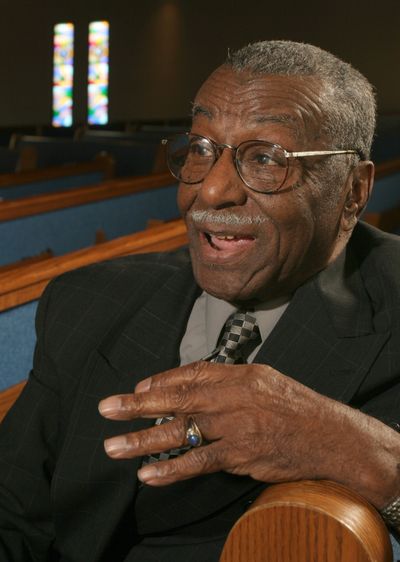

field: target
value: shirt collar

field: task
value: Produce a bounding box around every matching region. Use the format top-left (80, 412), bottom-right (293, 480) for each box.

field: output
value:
top-left (205, 292), bottom-right (290, 352)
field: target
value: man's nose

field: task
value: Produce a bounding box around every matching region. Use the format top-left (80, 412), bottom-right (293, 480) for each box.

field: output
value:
top-left (197, 149), bottom-right (247, 209)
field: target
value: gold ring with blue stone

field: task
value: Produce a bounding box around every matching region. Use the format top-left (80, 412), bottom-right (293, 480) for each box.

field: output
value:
top-left (186, 416), bottom-right (203, 447)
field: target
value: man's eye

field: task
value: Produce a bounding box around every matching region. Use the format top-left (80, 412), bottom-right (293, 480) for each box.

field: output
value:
top-left (254, 153), bottom-right (273, 165)
top-left (190, 142), bottom-right (212, 157)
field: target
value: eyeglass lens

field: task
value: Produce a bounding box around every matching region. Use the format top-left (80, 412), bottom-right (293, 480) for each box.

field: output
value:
top-left (166, 134), bottom-right (288, 192)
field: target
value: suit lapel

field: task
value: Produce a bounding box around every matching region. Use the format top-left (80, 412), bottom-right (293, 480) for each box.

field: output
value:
top-left (99, 259), bottom-right (200, 380)
top-left (255, 245), bottom-right (390, 403)
top-left (93, 257), bottom-right (202, 447)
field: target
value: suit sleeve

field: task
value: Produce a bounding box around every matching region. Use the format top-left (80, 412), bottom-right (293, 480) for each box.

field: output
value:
top-left (0, 283), bottom-right (59, 560)
top-left (361, 382), bottom-right (400, 432)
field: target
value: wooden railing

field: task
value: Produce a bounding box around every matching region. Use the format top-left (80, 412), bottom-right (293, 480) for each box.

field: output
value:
top-left (0, 249), bottom-right (53, 275)
top-left (0, 218), bottom-right (187, 312)
top-left (0, 170), bottom-right (175, 222)
top-left (0, 153), bottom-right (115, 190)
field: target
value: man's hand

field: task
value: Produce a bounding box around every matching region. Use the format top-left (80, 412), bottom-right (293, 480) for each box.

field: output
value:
top-left (98, 361), bottom-right (400, 510)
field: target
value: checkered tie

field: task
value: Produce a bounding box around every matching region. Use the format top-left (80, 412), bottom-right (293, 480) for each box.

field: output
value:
top-left (204, 310), bottom-right (261, 364)
top-left (141, 310), bottom-right (260, 466)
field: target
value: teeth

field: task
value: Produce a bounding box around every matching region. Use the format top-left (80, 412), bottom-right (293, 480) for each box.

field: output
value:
top-left (214, 235), bottom-right (235, 240)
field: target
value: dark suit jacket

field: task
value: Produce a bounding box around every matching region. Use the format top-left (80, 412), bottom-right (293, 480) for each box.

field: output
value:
top-left (0, 222), bottom-right (399, 561)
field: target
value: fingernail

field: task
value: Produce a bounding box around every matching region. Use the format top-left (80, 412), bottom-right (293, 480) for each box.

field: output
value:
top-left (135, 378), bottom-right (151, 393)
top-left (98, 396), bottom-right (122, 417)
top-left (138, 464), bottom-right (158, 483)
top-left (104, 436), bottom-right (128, 456)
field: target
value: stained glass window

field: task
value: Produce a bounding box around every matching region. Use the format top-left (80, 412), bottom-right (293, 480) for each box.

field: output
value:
top-left (88, 21), bottom-right (109, 125)
top-left (52, 23), bottom-right (74, 127)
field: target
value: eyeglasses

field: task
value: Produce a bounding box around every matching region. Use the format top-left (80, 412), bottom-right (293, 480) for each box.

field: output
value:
top-left (162, 133), bottom-right (361, 194)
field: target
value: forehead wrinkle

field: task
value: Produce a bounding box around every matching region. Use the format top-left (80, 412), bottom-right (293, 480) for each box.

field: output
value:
top-left (251, 114), bottom-right (302, 141)
top-left (254, 114), bottom-right (297, 125)
top-left (192, 104), bottom-right (303, 142)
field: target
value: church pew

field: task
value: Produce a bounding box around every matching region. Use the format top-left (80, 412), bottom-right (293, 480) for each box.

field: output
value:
top-left (13, 135), bottom-right (161, 176)
top-left (77, 126), bottom-right (183, 145)
top-left (0, 145), bottom-right (37, 173)
top-left (0, 171), bottom-right (180, 266)
top-left (0, 250), bottom-right (53, 274)
top-left (0, 147), bottom-right (24, 173)
top-left (0, 153), bottom-right (115, 200)
top-left (0, 219), bottom-right (188, 396)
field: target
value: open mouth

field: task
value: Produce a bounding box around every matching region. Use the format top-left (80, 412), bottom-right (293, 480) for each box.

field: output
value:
top-left (204, 232), bottom-right (255, 251)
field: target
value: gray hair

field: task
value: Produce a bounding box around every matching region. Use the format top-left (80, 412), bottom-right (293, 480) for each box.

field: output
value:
top-left (225, 41), bottom-right (376, 159)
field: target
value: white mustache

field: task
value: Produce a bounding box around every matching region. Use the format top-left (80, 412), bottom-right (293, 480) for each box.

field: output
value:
top-left (189, 210), bottom-right (267, 226)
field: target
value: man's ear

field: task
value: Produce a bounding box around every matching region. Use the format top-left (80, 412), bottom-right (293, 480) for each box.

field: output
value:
top-left (341, 160), bottom-right (374, 231)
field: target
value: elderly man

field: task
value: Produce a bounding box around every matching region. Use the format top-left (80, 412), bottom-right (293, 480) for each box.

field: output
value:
top-left (0, 40), bottom-right (399, 561)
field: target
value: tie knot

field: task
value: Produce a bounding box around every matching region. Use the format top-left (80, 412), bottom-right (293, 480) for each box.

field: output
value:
top-left (213, 310), bottom-right (260, 364)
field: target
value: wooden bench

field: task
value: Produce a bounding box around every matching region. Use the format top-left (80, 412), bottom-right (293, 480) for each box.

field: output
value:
top-left (0, 153), bottom-right (115, 199)
top-left (12, 135), bottom-right (163, 177)
top-left (0, 170), bottom-right (176, 222)
top-left (0, 171), bottom-right (179, 266)
top-left (0, 145), bottom-right (37, 173)
top-left (0, 249), bottom-right (54, 275)
top-left (0, 218), bottom-right (187, 311)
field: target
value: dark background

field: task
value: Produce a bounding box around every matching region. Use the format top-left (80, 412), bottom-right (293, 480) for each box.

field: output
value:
top-left (0, 0), bottom-right (399, 127)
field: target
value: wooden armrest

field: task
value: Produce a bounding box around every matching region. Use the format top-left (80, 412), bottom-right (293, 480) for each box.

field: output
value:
top-left (220, 480), bottom-right (392, 562)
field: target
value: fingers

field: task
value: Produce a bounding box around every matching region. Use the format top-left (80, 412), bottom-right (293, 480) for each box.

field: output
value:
top-left (98, 362), bottom-right (284, 486)
top-left (98, 361), bottom-right (337, 487)
top-left (98, 362), bottom-right (248, 421)
top-left (134, 360), bottom-right (231, 393)
top-left (137, 442), bottom-right (226, 486)
top-left (103, 413), bottom-right (227, 487)
top-left (99, 385), bottom-right (205, 421)
top-left (104, 416), bottom-right (188, 459)
top-left (99, 388), bottom-right (179, 420)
